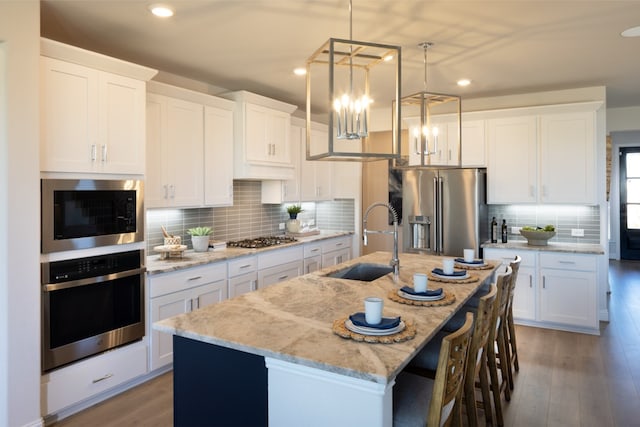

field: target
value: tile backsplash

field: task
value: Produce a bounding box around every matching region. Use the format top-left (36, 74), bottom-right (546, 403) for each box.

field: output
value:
top-left (488, 204), bottom-right (600, 244)
top-left (146, 180), bottom-right (355, 252)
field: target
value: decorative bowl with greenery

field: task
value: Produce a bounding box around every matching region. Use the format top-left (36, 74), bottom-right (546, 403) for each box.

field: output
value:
top-left (188, 227), bottom-right (212, 252)
top-left (286, 204), bottom-right (303, 219)
top-left (520, 225), bottom-right (556, 246)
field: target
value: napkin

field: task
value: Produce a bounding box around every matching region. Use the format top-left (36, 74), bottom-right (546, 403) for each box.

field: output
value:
top-left (454, 257), bottom-right (484, 264)
top-left (349, 312), bottom-right (401, 329)
top-left (432, 268), bottom-right (466, 277)
top-left (400, 286), bottom-right (443, 297)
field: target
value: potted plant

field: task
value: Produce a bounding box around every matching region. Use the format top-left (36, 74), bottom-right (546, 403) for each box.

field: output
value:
top-left (286, 204), bottom-right (303, 220)
top-left (188, 227), bottom-right (212, 252)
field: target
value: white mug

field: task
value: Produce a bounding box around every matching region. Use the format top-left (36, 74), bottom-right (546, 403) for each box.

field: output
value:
top-left (442, 258), bottom-right (455, 275)
top-left (413, 273), bottom-right (428, 292)
top-left (463, 249), bottom-right (475, 263)
top-left (364, 297), bottom-right (383, 325)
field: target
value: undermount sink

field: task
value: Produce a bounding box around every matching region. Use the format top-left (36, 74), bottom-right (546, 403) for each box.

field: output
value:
top-left (325, 263), bottom-right (394, 282)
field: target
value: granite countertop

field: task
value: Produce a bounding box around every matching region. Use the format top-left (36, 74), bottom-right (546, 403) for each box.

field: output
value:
top-left (154, 251), bottom-right (498, 385)
top-left (146, 231), bottom-right (353, 275)
top-left (482, 240), bottom-right (604, 255)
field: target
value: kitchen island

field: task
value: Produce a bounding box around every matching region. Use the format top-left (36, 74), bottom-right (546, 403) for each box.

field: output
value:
top-left (155, 251), bottom-right (499, 426)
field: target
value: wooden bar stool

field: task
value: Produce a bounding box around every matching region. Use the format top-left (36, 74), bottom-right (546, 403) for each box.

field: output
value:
top-left (393, 312), bottom-right (474, 427)
top-left (486, 266), bottom-right (513, 427)
top-left (406, 284), bottom-right (497, 426)
top-left (505, 255), bottom-right (522, 390)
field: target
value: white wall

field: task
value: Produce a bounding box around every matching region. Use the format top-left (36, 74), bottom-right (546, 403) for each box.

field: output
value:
top-left (0, 2), bottom-right (42, 427)
top-left (607, 106), bottom-right (640, 133)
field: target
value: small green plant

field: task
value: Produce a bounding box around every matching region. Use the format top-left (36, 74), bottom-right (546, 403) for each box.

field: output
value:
top-left (286, 204), bottom-right (303, 215)
top-left (187, 226), bottom-right (212, 236)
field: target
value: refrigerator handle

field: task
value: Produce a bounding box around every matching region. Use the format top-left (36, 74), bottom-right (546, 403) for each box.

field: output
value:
top-left (438, 176), bottom-right (444, 253)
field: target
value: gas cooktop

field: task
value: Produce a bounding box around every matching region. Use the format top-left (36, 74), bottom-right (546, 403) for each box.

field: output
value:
top-left (227, 236), bottom-right (297, 249)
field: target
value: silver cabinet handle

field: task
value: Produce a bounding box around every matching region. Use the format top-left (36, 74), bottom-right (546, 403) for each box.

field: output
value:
top-left (187, 299), bottom-right (193, 312)
top-left (163, 185), bottom-right (168, 199)
top-left (310, 248), bottom-right (319, 253)
top-left (187, 276), bottom-right (202, 281)
top-left (529, 275), bottom-right (532, 288)
top-left (240, 264), bottom-right (252, 269)
top-left (169, 184), bottom-right (175, 199)
top-left (542, 276), bottom-right (546, 289)
top-left (101, 144), bottom-right (108, 162)
top-left (90, 144), bottom-right (97, 161)
top-left (194, 297), bottom-right (200, 310)
top-left (558, 260), bottom-right (576, 265)
top-left (251, 280), bottom-right (257, 291)
top-left (92, 373), bottom-right (114, 384)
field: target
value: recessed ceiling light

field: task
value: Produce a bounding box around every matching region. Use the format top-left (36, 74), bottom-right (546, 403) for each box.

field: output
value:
top-left (457, 79), bottom-right (471, 87)
top-left (621, 25), bottom-right (640, 37)
top-left (293, 68), bottom-right (306, 76)
top-left (149, 3), bottom-right (174, 18)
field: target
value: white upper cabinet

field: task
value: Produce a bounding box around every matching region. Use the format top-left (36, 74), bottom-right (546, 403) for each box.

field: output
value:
top-left (204, 105), bottom-right (234, 206)
top-left (460, 118), bottom-right (486, 167)
top-left (301, 125), bottom-right (333, 201)
top-left (487, 102), bottom-right (600, 205)
top-left (227, 91), bottom-right (297, 180)
top-left (146, 94), bottom-right (204, 208)
top-left (146, 82), bottom-right (235, 208)
top-left (487, 115), bottom-right (538, 203)
top-left (539, 111), bottom-right (596, 203)
top-left (40, 39), bottom-right (156, 175)
top-left (41, 57), bottom-right (148, 174)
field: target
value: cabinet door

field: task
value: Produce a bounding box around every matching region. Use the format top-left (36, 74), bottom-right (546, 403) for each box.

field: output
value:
top-left (539, 112), bottom-right (596, 203)
top-left (40, 57), bottom-right (98, 173)
top-left (301, 128), bottom-right (333, 201)
top-left (304, 255), bottom-right (322, 274)
top-left (98, 73), bottom-right (145, 174)
top-left (539, 268), bottom-right (597, 328)
top-left (512, 265), bottom-right (536, 321)
top-left (228, 272), bottom-right (257, 298)
top-left (461, 119), bottom-right (486, 167)
top-left (322, 248), bottom-right (351, 267)
top-left (150, 289), bottom-right (190, 371)
top-left (282, 123), bottom-right (302, 202)
top-left (268, 110), bottom-right (291, 165)
top-left (258, 261), bottom-right (303, 289)
top-left (191, 279), bottom-right (228, 310)
top-left (145, 94), bottom-right (168, 208)
top-left (204, 105), bottom-right (234, 206)
top-left (487, 115), bottom-right (538, 204)
top-left (166, 97), bottom-right (204, 207)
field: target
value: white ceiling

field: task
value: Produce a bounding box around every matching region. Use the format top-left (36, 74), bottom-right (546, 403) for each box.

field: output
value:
top-left (41, 0), bottom-right (640, 113)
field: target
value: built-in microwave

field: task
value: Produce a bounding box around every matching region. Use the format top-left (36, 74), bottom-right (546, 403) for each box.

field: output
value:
top-left (41, 179), bottom-right (144, 253)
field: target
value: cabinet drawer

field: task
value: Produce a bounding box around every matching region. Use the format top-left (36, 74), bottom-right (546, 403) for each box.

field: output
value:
top-left (304, 243), bottom-right (322, 258)
top-left (258, 261), bottom-right (302, 289)
top-left (42, 341), bottom-right (147, 415)
top-left (228, 255), bottom-right (258, 277)
top-left (149, 262), bottom-right (226, 298)
top-left (539, 253), bottom-right (596, 271)
top-left (258, 246), bottom-right (303, 270)
top-left (321, 236), bottom-right (352, 253)
top-left (483, 248), bottom-right (536, 267)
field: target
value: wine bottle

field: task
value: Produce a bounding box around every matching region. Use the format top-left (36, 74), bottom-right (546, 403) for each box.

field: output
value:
top-left (491, 217), bottom-right (498, 243)
top-left (502, 219), bottom-right (508, 243)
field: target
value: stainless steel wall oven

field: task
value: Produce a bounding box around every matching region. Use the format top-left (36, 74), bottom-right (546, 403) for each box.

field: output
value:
top-left (41, 179), bottom-right (143, 253)
top-left (41, 249), bottom-right (145, 372)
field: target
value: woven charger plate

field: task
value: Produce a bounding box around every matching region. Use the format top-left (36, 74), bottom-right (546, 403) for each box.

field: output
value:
top-left (387, 289), bottom-right (456, 306)
top-left (332, 316), bottom-right (417, 343)
top-left (454, 261), bottom-right (495, 270)
top-left (428, 272), bottom-right (479, 284)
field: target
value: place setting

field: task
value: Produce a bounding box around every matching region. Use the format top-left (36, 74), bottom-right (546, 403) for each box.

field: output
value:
top-left (387, 272), bottom-right (456, 306)
top-left (332, 297), bottom-right (416, 343)
top-left (428, 257), bottom-right (479, 283)
top-left (454, 248), bottom-right (494, 270)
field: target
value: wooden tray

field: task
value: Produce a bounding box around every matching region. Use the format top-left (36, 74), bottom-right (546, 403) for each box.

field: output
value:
top-left (454, 261), bottom-right (495, 270)
top-left (387, 289), bottom-right (456, 306)
top-left (332, 316), bottom-right (416, 343)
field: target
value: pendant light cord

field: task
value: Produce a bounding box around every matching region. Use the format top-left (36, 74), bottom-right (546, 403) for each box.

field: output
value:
top-left (420, 41), bottom-right (433, 91)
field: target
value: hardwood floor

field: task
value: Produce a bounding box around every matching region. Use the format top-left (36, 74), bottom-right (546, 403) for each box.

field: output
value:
top-left (53, 260), bottom-right (640, 427)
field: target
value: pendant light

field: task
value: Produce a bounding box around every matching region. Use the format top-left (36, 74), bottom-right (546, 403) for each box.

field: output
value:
top-left (305, 0), bottom-right (401, 161)
top-left (394, 42), bottom-right (461, 167)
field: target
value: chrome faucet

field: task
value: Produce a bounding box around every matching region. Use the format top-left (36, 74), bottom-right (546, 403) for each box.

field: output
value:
top-left (363, 202), bottom-right (400, 282)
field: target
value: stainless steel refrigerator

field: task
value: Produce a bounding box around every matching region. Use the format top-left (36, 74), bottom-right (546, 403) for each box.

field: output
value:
top-left (402, 168), bottom-right (488, 257)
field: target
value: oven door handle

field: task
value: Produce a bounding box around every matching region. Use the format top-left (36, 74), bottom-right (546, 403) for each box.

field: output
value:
top-left (42, 267), bottom-right (146, 292)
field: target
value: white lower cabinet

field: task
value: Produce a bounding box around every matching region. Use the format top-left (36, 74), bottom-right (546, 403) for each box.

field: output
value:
top-left (41, 341), bottom-right (147, 415)
top-left (303, 243), bottom-right (323, 274)
top-left (148, 262), bottom-right (227, 371)
top-left (321, 236), bottom-right (352, 267)
top-left (484, 248), bottom-right (598, 334)
top-left (228, 255), bottom-right (258, 298)
top-left (258, 246), bottom-right (303, 289)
